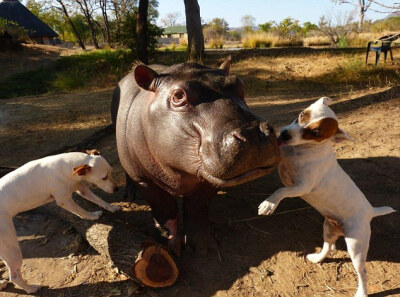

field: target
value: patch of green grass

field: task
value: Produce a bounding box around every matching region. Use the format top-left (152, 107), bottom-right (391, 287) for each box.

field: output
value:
top-left (0, 49), bottom-right (135, 99)
top-left (0, 68), bottom-right (55, 98)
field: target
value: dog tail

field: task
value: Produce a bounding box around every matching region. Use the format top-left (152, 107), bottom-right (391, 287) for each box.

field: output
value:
top-left (372, 206), bottom-right (396, 218)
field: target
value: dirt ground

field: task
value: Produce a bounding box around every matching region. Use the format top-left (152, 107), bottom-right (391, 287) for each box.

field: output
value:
top-left (0, 48), bottom-right (399, 297)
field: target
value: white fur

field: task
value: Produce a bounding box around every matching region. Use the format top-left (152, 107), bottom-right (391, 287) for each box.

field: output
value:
top-left (0, 152), bottom-right (121, 293)
top-left (258, 97), bottom-right (395, 297)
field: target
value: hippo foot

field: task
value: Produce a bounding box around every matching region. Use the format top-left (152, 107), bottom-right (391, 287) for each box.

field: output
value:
top-left (186, 227), bottom-right (218, 255)
top-left (168, 234), bottom-right (184, 257)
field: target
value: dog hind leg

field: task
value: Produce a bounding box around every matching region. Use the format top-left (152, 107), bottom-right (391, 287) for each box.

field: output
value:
top-left (307, 217), bottom-right (342, 263)
top-left (0, 219), bottom-right (40, 293)
top-left (344, 224), bottom-right (370, 297)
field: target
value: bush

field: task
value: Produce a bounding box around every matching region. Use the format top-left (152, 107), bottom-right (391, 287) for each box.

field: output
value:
top-left (209, 38), bottom-right (224, 49)
top-left (242, 32), bottom-right (273, 48)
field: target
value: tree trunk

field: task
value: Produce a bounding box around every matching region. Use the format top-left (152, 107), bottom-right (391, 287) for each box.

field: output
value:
top-left (38, 201), bottom-right (178, 288)
top-left (358, 2), bottom-right (365, 31)
top-left (136, 0), bottom-right (149, 64)
top-left (184, 0), bottom-right (204, 62)
top-left (76, 0), bottom-right (100, 49)
top-left (56, 0), bottom-right (86, 50)
top-left (99, 0), bottom-right (111, 45)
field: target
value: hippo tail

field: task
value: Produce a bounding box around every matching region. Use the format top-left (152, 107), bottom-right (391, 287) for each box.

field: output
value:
top-left (111, 85), bottom-right (120, 129)
top-left (372, 206), bottom-right (395, 218)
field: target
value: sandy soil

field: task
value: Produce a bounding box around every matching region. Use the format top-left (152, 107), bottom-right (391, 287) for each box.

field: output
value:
top-left (0, 50), bottom-right (399, 297)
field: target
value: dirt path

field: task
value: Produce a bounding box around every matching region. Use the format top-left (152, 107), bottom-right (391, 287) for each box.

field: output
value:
top-left (0, 79), bottom-right (399, 296)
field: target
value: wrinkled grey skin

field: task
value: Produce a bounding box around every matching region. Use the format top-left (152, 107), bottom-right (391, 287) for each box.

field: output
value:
top-left (112, 59), bottom-right (279, 255)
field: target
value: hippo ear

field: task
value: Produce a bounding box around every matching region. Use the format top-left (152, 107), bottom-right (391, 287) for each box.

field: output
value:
top-left (134, 64), bottom-right (158, 91)
top-left (219, 56), bottom-right (231, 75)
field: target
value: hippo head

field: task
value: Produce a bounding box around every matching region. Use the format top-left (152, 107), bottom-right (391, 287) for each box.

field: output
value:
top-left (131, 59), bottom-right (279, 193)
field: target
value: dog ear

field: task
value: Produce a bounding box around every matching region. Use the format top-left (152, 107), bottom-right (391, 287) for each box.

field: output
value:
top-left (86, 149), bottom-right (100, 156)
top-left (73, 164), bottom-right (92, 176)
top-left (317, 97), bottom-right (333, 106)
top-left (335, 128), bottom-right (354, 143)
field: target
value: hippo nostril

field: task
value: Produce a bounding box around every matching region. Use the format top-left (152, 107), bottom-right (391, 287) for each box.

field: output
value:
top-left (280, 130), bottom-right (292, 141)
top-left (232, 131), bottom-right (247, 142)
top-left (113, 186), bottom-right (119, 193)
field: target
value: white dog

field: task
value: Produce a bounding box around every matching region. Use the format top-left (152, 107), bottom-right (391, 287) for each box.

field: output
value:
top-left (0, 150), bottom-right (121, 293)
top-left (258, 97), bottom-right (395, 297)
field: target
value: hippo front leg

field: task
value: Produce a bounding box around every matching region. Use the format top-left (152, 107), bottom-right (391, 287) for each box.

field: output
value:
top-left (139, 185), bottom-right (182, 256)
top-left (183, 184), bottom-right (217, 254)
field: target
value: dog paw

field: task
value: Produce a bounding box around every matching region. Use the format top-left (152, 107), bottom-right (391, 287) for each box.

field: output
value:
top-left (258, 200), bottom-right (276, 215)
top-left (306, 253), bottom-right (323, 264)
top-left (108, 205), bottom-right (122, 213)
top-left (25, 285), bottom-right (41, 294)
top-left (89, 210), bottom-right (103, 220)
top-left (0, 280), bottom-right (8, 291)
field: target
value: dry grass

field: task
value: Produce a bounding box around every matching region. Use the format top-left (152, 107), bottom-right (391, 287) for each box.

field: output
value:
top-left (230, 49), bottom-right (400, 98)
top-left (304, 36), bottom-right (331, 46)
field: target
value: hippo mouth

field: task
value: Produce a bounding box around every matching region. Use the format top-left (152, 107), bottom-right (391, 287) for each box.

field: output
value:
top-left (199, 165), bottom-right (275, 188)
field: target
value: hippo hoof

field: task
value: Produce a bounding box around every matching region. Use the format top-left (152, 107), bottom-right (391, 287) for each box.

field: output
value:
top-left (168, 235), bottom-right (184, 257)
top-left (186, 228), bottom-right (218, 255)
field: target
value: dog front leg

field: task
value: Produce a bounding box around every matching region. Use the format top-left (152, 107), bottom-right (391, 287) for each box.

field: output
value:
top-left (76, 183), bottom-right (121, 213)
top-left (258, 184), bottom-right (309, 215)
top-left (55, 195), bottom-right (103, 220)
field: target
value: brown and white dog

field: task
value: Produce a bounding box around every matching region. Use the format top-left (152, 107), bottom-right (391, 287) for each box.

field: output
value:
top-left (0, 150), bottom-right (121, 293)
top-left (258, 97), bottom-right (395, 297)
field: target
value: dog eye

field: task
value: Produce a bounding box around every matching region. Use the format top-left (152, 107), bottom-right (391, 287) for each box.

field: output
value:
top-left (102, 175), bottom-right (108, 180)
top-left (311, 129), bottom-right (320, 137)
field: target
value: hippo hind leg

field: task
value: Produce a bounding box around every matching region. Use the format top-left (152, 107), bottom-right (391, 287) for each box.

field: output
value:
top-left (124, 173), bottom-right (138, 201)
top-left (183, 184), bottom-right (217, 255)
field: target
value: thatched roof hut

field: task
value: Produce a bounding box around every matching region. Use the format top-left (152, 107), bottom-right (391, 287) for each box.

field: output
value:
top-left (0, 0), bottom-right (58, 44)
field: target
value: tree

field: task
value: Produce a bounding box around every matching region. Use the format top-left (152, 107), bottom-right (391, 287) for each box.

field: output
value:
top-left (136, 0), bottom-right (149, 63)
top-left (75, 0), bottom-right (100, 48)
top-left (275, 17), bottom-right (302, 39)
top-left (334, 0), bottom-right (373, 31)
top-left (302, 21), bottom-right (318, 36)
top-left (241, 15), bottom-right (255, 33)
top-left (160, 12), bottom-right (181, 28)
top-left (184, 0), bottom-right (204, 62)
top-left (203, 17), bottom-right (228, 42)
top-left (96, 0), bottom-right (111, 45)
top-left (53, 0), bottom-right (86, 49)
top-left (259, 21), bottom-right (275, 33)
top-left (318, 11), bottom-right (357, 47)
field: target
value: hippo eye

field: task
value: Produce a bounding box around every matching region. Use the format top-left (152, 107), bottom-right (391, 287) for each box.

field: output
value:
top-left (102, 175), bottom-right (108, 180)
top-left (171, 89), bottom-right (187, 107)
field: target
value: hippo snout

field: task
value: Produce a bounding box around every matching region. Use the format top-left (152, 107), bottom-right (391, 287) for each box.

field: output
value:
top-left (224, 122), bottom-right (277, 150)
top-left (200, 121), bottom-right (279, 185)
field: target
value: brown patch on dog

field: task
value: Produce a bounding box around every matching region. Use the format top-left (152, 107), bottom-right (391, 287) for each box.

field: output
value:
top-left (298, 110), bottom-right (311, 125)
top-left (278, 162), bottom-right (295, 186)
top-left (303, 118), bottom-right (338, 142)
top-left (73, 164), bottom-right (92, 176)
top-left (86, 149), bottom-right (100, 155)
top-left (326, 215), bottom-right (344, 234)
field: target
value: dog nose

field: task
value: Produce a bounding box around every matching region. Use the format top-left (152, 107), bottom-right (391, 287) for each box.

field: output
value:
top-left (280, 130), bottom-right (292, 141)
top-left (113, 186), bottom-right (119, 193)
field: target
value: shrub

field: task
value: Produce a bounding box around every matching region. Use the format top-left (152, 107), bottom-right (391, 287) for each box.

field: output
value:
top-left (242, 32), bottom-right (273, 48)
top-left (209, 38), bottom-right (224, 49)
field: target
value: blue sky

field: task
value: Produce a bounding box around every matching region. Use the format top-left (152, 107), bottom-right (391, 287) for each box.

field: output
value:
top-left (157, 0), bottom-right (391, 28)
